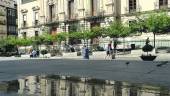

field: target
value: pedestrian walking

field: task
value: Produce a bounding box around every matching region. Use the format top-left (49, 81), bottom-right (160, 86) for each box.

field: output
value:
top-left (82, 45), bottom-right (89, 59)
top-left (105, 41), bottom-right (113, 59)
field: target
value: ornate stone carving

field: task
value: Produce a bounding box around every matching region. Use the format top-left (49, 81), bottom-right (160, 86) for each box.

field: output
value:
top-left (48, 0), bottom-right (55, 5)
top-left (32, 6), bottom-right (40, 11)
top-left (21, 9), bottom-right (28, 13)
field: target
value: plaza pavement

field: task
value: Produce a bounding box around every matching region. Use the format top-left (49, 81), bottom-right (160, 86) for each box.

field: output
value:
top-left (61, 50), bottom-right (170, 61)
top-left (0, 59), bottom-right (170, 88)
top-left (0, 50), bottom-right (170, 88)
top-left (0, 49), bottom-right (170, 61)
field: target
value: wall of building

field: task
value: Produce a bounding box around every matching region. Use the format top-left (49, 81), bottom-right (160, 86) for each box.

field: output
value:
top-left (121, 0), bottom-right (156, 15)
top-left (0, 0), bottom-right (17, 37)
top-left (17, 0), bottom-right (170, 47)
top-left (0, 6), bottom-right (7, 38)
top-left (0, 0), bottom-right (16, 8)
top-left (18, 1), bottom-right (38, 28)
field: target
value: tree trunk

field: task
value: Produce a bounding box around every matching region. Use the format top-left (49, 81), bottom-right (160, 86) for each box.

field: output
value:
top-left (39, 44), bottom-right (41, 52)
top-left (86, 39), bottom-right (88, 49)
top-left (59, 43), bottom-right (61, 55)
top-left (153, 32), bottom-right (156, 54)
top-left (83, 39), bottom-right (86, 46)
top-left (123, 38), bottom-right (125, 54)
top-left (112, 38), bottom-right (117, 59)
top-left (153, 32), bottom-right (156, 48)
top-left (25, 46), bottom-right (27, 54)
top-left (113, 39), bottom-right (117, 55)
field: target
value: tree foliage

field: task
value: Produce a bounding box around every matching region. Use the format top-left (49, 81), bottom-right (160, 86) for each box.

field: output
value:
top-left (144, 12), bottom-right (170, 33)
top-left (16, 38), bottom-right (32, 46)
top-left (91, 26), bottom-right (103, 38)
top-left (105, 21), bottom-right (131, 38)
top-left (54, 32), bottom-right (68, 44)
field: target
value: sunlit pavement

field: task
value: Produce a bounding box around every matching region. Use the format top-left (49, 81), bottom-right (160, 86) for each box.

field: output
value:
top-left (0, 52), bottom-right (170, 61)
top-left (0, 59), bottom-right (170, 88)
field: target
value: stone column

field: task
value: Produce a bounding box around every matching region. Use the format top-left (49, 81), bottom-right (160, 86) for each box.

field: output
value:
top-left (168, 0), bottom-right (170, 8)
top-left (114, 0), bottom-right (121, 20)
top-left (38, 0), bottom-right (46, 24)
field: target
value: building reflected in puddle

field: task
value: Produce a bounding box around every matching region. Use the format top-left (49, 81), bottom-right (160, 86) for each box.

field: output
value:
top-left (0, 75), bottom-right (170, 96)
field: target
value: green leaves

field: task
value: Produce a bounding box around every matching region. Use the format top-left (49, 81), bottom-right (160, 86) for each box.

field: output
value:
top-left (69, 31), bottom-right (83, 39)
top-left (145, 12), bottom-right (170, 33)
top-left (91, 26), bottom-right (103, 38)
top-left (69, 27), bottom-right (103, 41)
top-left (16, 38), bottom-right (32, 46)
top-left (0, 36), bottom-right (32, 47)
top-left (54, 32), bottom-right (68, 43)
top-left (120, 26), bottom-right (131, 37)
top-left (41, 33), bottom-right (54, 45)
top-left (105, 21), bottom-right (131, 38)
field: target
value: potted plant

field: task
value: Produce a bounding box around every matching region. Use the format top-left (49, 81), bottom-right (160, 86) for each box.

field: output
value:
top-left (41, 49), bottom-right (48, 58)
top-left (140, 38), bottom-right (157, 61)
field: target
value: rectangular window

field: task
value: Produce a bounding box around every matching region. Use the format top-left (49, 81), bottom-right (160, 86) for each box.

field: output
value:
top-left (23, 14), bottom-right (27, 21)
top-left (35, 31), bottom-right (39, 37)
top-left (34, 12), bottom-right (39, 25)
top-left (129, 0), bottom-right (136, 13)
top-left (49, 5), bottom-right (55, 21)
top-left (68, 0), bottom-right (75, 19)
top-left (23, 14), bottom-right (27, 27)
top-left (12, 10), bottom-right (15, 16)
top-left (91, 0), bottom-right (99, 16)
top-left (22, 32), bottom-right (27, 39)
top-left (35, 12), bottom-right (38, 20)
top-left (159, 0), bottom-right (168, 9)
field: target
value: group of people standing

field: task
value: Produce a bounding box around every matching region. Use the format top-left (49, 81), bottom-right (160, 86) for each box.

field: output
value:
top-left (29, 49), bottom-right (38, 58)
top-left (81, 41), bottom-right (115, 60)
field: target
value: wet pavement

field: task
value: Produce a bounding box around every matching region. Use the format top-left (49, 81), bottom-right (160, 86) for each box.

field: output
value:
top-left (0, 59), bottom-right (170, 88)
top-left (1, 75), bottom-right (170, 96)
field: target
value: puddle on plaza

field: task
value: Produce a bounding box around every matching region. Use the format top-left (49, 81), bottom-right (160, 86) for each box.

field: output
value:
top-left (0, 75), bottom-right (170, 96)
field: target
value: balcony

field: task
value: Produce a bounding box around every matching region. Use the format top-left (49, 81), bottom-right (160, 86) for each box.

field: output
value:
top-left (85, 11), bottom-right (105, 23)
top-left (129, 9), bottom-right (137, 13)
top-left (124, 7), bottom-right (141, 15)
top-left (159, 5), bottom-right (168, 9)
top-left (45, 17), bottom-right (59, 26)
top-left (85, 11), bottom-right (105, 18)
top-left (68, 14), bottom-right (78, 20)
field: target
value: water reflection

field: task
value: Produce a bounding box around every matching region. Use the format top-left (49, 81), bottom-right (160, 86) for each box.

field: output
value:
top-left (0, 75), bottom-right (170, 96)
top-left (0, 80), bottom-right (19, 96)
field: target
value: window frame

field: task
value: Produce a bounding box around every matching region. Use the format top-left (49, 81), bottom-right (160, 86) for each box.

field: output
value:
top-left (129, 0), bottom-right (136, 13)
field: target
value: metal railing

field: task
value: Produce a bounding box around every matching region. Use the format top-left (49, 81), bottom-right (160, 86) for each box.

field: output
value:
top-left (121, 40), bottom-right (170, 48)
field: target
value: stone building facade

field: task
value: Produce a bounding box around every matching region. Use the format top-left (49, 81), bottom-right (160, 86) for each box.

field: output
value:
top-left (17, 0), bottom-right (170, 47)
top-left (0, 0), bottom-right (17, 38)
